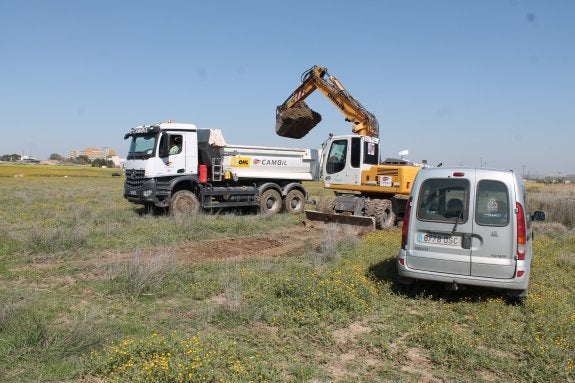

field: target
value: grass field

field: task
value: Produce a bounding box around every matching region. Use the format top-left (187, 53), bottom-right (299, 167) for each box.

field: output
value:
top-left (0, 164), bottom-right (573, 382)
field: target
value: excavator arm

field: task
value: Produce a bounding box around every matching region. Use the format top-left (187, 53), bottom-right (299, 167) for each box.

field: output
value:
top-left (276, 65), bottom-right (379, 138)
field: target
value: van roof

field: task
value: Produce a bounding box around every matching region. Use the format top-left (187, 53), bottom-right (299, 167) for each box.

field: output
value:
top-left (420, 166), bottom-right (516, 175)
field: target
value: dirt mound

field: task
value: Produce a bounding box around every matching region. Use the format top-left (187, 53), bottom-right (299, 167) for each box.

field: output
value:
top-left (275, 101), bottom-right (322, 139)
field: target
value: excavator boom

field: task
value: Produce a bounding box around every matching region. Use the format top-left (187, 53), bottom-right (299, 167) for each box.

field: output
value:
top-left (276, 65), bottom-right (379, 139)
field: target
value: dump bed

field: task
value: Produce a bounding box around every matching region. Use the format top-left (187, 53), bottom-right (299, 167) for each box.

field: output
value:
top-left (197, 128), bottom-right (320, 181)
top-left (221, 144), bottom-right (320, 181)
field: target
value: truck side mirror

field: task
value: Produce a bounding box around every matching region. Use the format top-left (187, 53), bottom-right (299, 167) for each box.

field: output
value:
top-left (159, 134), bottom-right (170, 157)
top-left (532, 211), bottom-right (546, 222)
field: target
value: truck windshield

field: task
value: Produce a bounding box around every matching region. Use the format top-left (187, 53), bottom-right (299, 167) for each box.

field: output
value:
top-left (127, 135), bottom-right (157, 159)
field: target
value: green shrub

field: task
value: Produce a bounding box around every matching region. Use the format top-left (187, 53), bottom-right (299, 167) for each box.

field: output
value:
top-left (271, 263), bottom-right (378, 329)
top-left (85, 332), bottom-right (279, 382)
top-left (105, 250), bottom-right (177, 300)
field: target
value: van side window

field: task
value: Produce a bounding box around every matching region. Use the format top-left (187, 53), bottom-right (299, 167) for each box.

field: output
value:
top-left (416, 178), bottom-right (469, 223)
top-left (475, 180), bottom-right (509, 226)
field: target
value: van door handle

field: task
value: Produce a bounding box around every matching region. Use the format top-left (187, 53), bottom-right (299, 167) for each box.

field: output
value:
top-left (177, 169), bottom-right (185, 174)
top-left (461, 234), bottom-right (472, 249)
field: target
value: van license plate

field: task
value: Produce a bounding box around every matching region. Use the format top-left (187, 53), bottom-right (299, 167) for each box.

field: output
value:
top-left (419, 233), bottom-right (461, 247)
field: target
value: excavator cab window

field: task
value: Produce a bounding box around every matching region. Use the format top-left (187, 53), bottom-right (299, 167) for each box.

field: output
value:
top-left (326, 139), bottom-right (347, 174)
top-left (364, 140), bottom-right (379, 165)
top-left (351, 137), bottom-right (361, 168)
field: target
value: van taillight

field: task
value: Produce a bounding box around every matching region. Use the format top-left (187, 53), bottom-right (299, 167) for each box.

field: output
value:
top-left (401, 197), bottom-right (412, 249)
top-left (516, 202), bottom-right (526, 260)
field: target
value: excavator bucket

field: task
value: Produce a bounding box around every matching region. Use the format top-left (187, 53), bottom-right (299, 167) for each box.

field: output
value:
top-left (304, 210), bottom-right (376, 230)
top-left (276, 101), bottom-right (322, 139)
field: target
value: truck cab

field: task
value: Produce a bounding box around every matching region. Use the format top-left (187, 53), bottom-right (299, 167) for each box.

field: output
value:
top-left (124, 123), bottom-right (200, 208)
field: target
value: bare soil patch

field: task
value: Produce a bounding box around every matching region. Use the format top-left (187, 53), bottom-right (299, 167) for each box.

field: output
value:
top-left (175, 221), bottom-right (325, 263)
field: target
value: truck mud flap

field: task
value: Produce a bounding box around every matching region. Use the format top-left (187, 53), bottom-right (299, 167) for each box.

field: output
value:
top-left (304, 210), bottom-right (375, 230)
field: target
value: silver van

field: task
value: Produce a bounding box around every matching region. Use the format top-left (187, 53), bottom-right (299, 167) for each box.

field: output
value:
top-left (397, 167), bottom-right (545, 297)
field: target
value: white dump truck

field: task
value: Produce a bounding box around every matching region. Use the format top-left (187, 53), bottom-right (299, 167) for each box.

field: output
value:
top-left (123, 122), bottom-right (320, 215)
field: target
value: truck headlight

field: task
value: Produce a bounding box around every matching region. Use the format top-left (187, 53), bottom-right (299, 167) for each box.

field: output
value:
top-left (142, 189), bottom-right (153, 198)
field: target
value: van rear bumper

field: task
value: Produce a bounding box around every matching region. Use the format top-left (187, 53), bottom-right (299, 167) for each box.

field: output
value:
top-left (397, 251), bottom-right (529, 291)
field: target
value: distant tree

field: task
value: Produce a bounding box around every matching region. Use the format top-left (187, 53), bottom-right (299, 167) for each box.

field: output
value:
top-left (49, 153), bottom-right (63, 161)
top-left (92, 158), bottom-right (116, 168)
top-left (77, 155), bottom-right (91, 165)
top-left (92, 158), bottom-right (105, 167)
top-left (1, 154), bottom-right (20, 162)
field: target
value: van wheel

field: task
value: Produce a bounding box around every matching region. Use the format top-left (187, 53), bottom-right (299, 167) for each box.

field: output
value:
top-left (316, 197), bottom-right (336, 213)
top-left (170, 190), bottom-right (200, 217)
top-left (369, 199), bottom-right (396, 229)
top-left (284, 189), bottom-right (305, 214)
top-left (260, 189), bottom-right (282, 216)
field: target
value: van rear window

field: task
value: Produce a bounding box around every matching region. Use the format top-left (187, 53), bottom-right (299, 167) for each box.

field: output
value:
top-left (417, 178), bottom-right (469, 223)
top-left (476, 180), bottom-right (509, 226)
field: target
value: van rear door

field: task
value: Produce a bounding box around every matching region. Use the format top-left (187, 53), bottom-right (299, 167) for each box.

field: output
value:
top-left (406, 170), bottom-right (474, 275)
top-left (470, 173), bottom-right (516, 279)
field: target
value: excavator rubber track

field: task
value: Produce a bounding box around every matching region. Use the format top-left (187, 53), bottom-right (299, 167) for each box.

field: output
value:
top-left (304, 210), bottom-right (376, 230)
top-left (275, 101), bottom-right (322, 139)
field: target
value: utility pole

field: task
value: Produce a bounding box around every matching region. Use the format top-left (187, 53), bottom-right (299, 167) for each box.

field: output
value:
top-left (522, 164), bottom-right (526, 179)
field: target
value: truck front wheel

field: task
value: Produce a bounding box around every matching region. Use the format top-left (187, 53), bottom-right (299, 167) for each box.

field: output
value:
top-left (284, 189), bottom-right (305, 214)
top-left (170, 190), bottom-right (200, 217)
top-left (260, 189), bottom-right (282, 216)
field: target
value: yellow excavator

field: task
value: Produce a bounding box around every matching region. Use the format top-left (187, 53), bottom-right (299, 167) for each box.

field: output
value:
top-left (276, 65), bottom-right (422, 229)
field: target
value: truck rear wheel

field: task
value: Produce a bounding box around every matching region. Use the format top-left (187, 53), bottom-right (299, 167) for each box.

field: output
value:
top-left (170, 190), bottom-right (200, 217)
top-left (368, 199), bottom-right (396, 229)
top-left (260, 189), bottom-right (282, 216)
top-left (284, 189), bottom-right (305, 214)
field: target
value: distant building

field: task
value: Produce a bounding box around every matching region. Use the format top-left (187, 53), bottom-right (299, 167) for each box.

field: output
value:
top-left (109, 155), bottom-right (125, 168)
top-left (543, 175), bottom-right (575, 184)
top-left (69, 147), bottom-right (117, 161)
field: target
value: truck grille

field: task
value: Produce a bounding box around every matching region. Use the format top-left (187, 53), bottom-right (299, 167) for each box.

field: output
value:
top-left (124, 169), bottom-right (145, 189)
